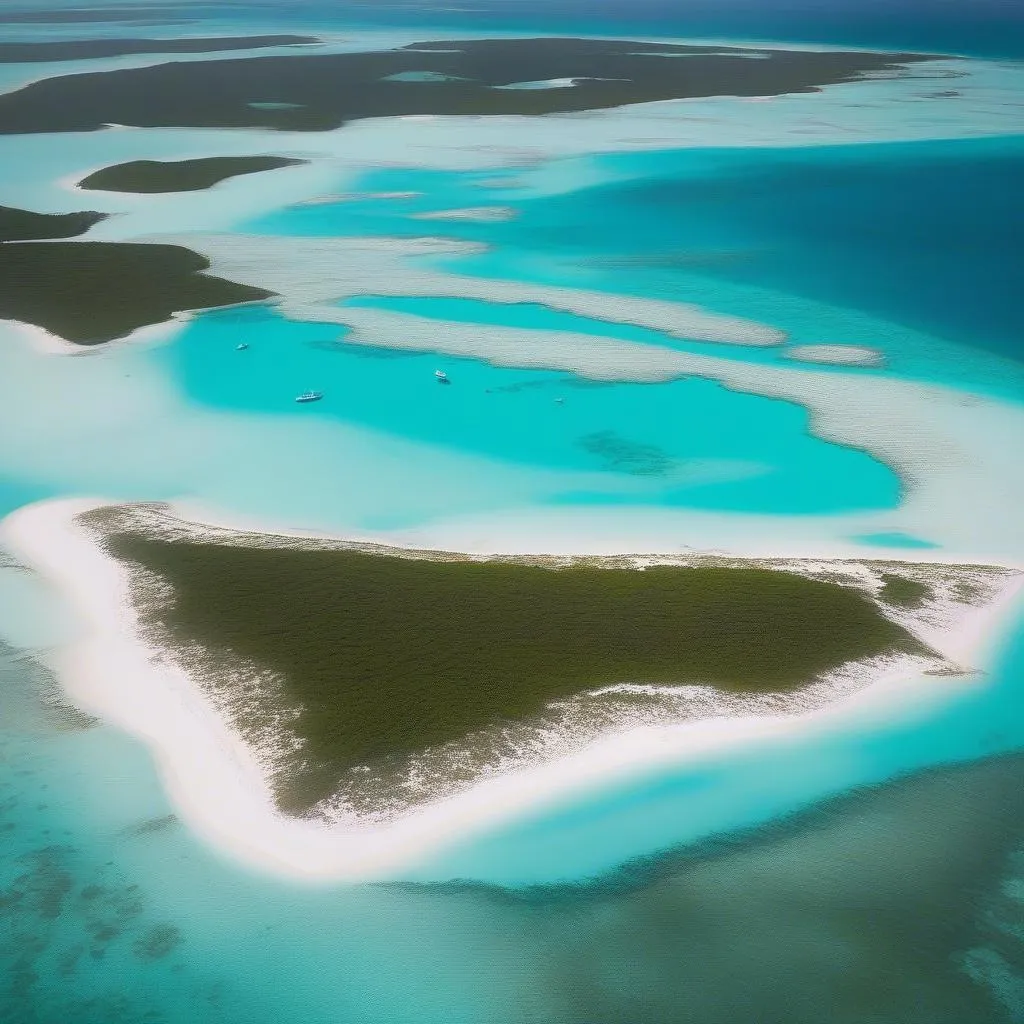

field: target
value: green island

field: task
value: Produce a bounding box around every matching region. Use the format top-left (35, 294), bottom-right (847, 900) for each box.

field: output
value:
top-left (0, 203), bottom-right (106, 241)
top-left (0, 37), bottom-right (939, 135)
top-left (0, 35), bottom-right (319, 63)
top-left (77, 156), bottom-right (308, 194)
top-left (102, 522), bottom-right (931, 814)
top-left (0, 239), bottom-right (272, 344)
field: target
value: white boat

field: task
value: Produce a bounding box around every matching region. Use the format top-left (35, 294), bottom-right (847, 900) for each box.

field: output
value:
top-left (294, 391), bottom-right (323, 403)
top-left (236, 343), bottom-right (249, 351)
top-left (435, 369), bottom-right (449, 382)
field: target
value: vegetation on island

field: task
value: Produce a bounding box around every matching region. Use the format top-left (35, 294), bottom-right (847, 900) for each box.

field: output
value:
top-left (78, 156), bottom-right (308, 194)
top-left (0, 240), bottom-right (272, 344)
top-left (879, 573), bottom-right (932, 609)
top-left (0, 37), bottom-right (940, 135)
top-left (104, 530), bottom-right (928, 814)
top-left (0, 204), bottom-right (106, 242)
top-left (0, 35), bottom-right (319, 63)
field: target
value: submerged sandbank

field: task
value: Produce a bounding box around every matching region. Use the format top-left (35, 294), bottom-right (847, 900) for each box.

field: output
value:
top-left (160, 233), bottom-right (786, 345)
top-left (77, 156), bottom-right (309, 194)
top-left (411, 205), bottom-right (517, 223)
top-left (0, 36), bottom-right (942, 135)
top-left (2, 497), bottom-right (1018, 882)
top-left (785, 344), bottom-right (885, 368)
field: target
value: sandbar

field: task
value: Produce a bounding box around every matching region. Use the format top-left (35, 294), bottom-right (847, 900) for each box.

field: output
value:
top-left (785, 344), bottom-right (886, 368)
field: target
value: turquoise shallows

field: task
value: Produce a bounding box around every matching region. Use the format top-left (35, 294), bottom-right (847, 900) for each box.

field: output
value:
top-left (170, 305), bottom-right (901, 518)
top-left (853, 531), bottom-right (941, 550)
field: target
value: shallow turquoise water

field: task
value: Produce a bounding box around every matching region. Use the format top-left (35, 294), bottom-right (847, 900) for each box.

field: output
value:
top-left (853, 531), bottom-right (941, 550)
top-left (168, 304), bottom-right (900, 519)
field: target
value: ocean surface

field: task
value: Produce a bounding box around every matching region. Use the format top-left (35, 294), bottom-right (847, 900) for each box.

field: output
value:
top-left (1, 1), bottom-right (1024, 1020)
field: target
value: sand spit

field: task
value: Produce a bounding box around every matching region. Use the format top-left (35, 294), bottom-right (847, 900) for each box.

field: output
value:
top-left (156, 232), bottom-right (786, 346)
top-left (410, 205), bottom-right (518, 222)
top-left (2, 497), bottom-right (1019, 882)
top-left (784, 344), bottom-right (885, 368)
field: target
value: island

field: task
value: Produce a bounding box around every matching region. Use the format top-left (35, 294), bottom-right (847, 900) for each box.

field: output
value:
top-left (77, 156), bottom-right (309, 194)
top-left (0, 37), bottom-right (942, 135)
top-left (0, 6), bottom-right (191, 22)
top-left (0, 35), bottom-right (320, 63)
top-left (87, 503), bottom-right (973, 818)
top-left (4, 498), bottom-right (1016, 881)
top-left (0, 203), bottom-right (106, 241)
top-left (0, 239), bottom-right (272, 344)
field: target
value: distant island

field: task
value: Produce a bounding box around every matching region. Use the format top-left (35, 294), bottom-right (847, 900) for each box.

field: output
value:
top-left (0, 37), bottom-right (943, 134)
top-left (77, 156), bottom-right (309, 194)
top-left (0, 203), bottom-right (106, 241)
top-left (0, 35), bottom-right (320, 63)
top-left (0, 234), bottom-right (272, 344)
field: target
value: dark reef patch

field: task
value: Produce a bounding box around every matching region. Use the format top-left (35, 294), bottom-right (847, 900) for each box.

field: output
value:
top-left (132, 924), bottom-right (183, 961)
top-left (103, 526), bottom-right (926, 814)
top-left (0, 204), bottom-right (106, 242)
top-left (0, 37), bottom-right (941, 135)
top-left (578, 430), bottom-right (677, 476)
top-left (0, 35), bottom-right (320, 63)
top-left (78, 155), bottom-right (307, 193)
top-left (0, 241), bottom-right (272, 344)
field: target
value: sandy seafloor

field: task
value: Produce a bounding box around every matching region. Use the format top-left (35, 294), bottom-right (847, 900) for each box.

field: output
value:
top-left (2, 1), bottom-right (1024, 1020)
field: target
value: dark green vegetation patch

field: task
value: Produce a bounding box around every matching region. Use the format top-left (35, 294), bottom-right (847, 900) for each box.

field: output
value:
top-left (0, 241), bottom-right (271, 344)
top-left (78, 156), bottom-right (307, 193)
top-left (0, 204), bottom-right (106, 242)
top-left (879, 573), bottom-right (932, 608)
top-left (0, 37), bottom-right (939, 134)
top-left (0, 35), bottom-right (319, 63)
top-left (107, 533), bottom-right (925, 814)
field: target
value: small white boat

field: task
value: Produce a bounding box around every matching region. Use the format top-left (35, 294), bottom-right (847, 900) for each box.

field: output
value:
top-left (434, 369), bottom-right (449, 383)
top-left (294, 391), bottom-right (323, 403)
top-left (236, 343), bottom-right (249, 351)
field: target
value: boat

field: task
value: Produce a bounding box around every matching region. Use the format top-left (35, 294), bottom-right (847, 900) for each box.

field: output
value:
top-left (236, 342), bottom-right (249, 351)
top-left (434, 369), bottom-right (449, 383)
top-left (294, 391), bottom-right (323, 403)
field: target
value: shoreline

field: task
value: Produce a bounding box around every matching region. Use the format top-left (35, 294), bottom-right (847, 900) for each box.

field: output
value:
top-left (3, 495), bottom-right (1021, 883)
